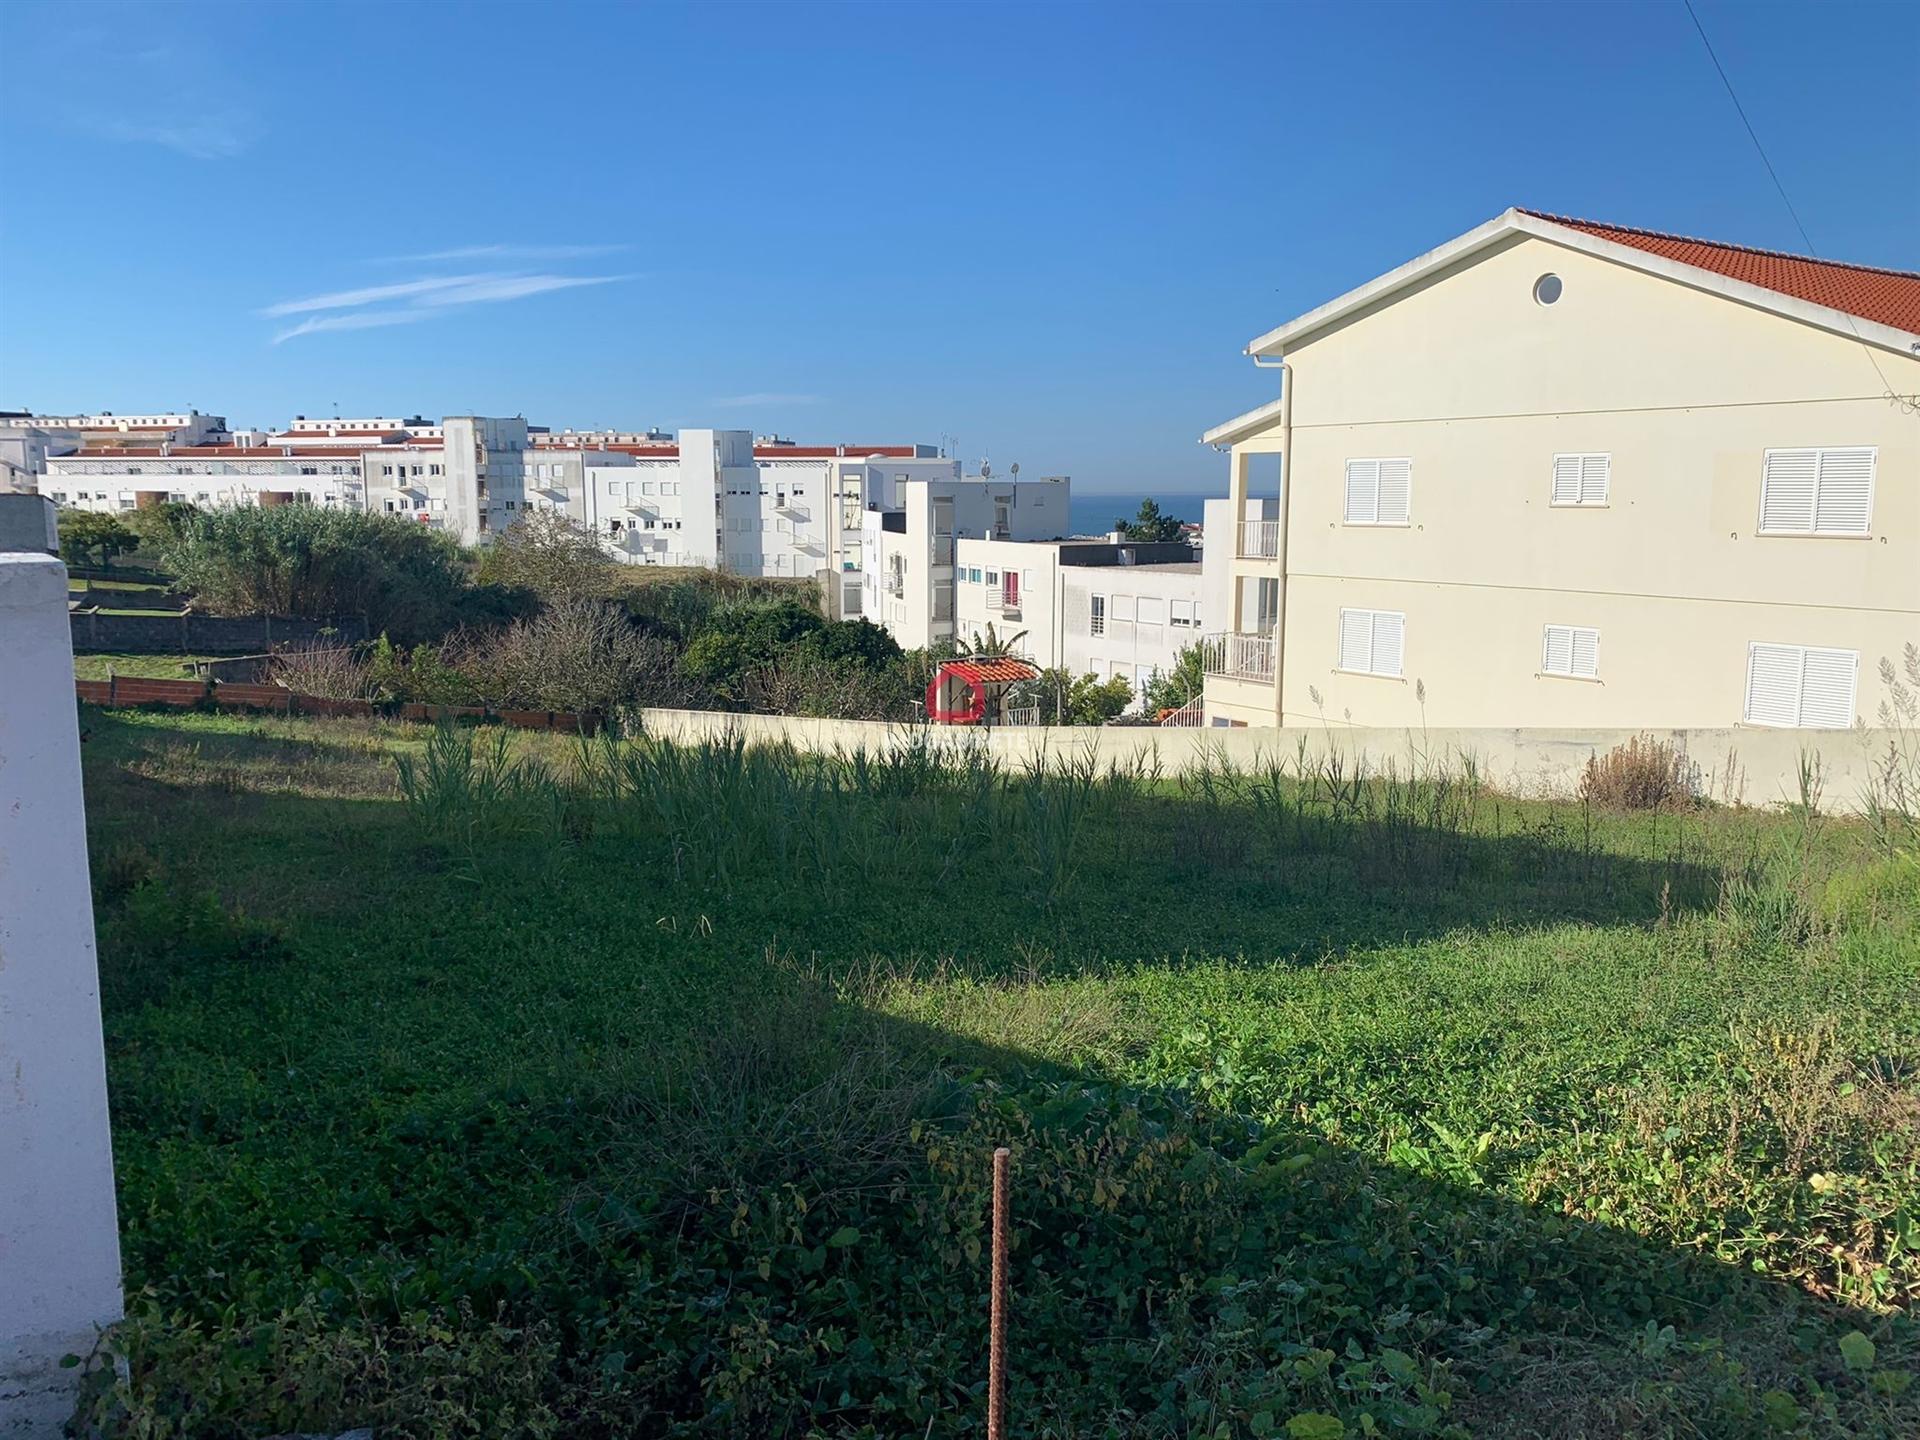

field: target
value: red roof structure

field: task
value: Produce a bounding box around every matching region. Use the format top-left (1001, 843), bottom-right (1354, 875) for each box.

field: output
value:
top-left (944, 658), bottom-right (1039, 686)
top-left (1522, 211), bottom-right (1920, 333)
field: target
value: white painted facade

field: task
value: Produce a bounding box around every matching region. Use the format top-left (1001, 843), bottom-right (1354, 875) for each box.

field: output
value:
top-left (0, 537), bottom-right (123, 1436)
top-left (861, 476), bottom-right (1072, 649)
top-left (45, 448), bottom-right (366, 512)
top-left (947, 536), bottom-right (1211, 703)
top-left (6, 411), bottom-right (227, 446)
top-left (0, 422), bottom-right (81, 495)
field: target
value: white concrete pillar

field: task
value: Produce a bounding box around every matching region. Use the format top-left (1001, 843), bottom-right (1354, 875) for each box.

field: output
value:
top-left (0, 551), bottom-right (123, 1437)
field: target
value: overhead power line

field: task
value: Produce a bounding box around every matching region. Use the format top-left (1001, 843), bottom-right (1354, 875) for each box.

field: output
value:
top-left (1680, 0), bottom-right (1913, 413)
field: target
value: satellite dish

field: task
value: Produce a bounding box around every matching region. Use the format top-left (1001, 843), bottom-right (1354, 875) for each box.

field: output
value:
top-left (1010, 462), bottom-right (1020, 478)
top-left (980, 462), bottom-right (992, 478)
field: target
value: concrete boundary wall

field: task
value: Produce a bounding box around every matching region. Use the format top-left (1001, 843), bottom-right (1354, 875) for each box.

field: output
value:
top-left (635, 708), bottom-right (1908, 815)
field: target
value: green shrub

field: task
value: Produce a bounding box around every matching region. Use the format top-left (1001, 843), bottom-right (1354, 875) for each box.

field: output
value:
top-left (155, 506), bottom-right (511, 644)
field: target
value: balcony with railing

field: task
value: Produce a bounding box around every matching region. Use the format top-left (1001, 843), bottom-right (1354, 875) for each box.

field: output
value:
top-left (1237, 520), bottom-right (1281, 559)
top-left (776, 500), bottom-right (810, 522)
top-left (1199, 630), bottom-right (1277, 683)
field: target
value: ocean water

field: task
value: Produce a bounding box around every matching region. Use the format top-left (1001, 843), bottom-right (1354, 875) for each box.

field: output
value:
top-left (1067, 492), bottom-right (1212, 536)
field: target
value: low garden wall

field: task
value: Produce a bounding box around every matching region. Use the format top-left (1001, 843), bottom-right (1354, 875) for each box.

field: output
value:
top-left (633, 708), bottom-right (1908, 815)
top-left (70, 610), bottom-right (366, 655)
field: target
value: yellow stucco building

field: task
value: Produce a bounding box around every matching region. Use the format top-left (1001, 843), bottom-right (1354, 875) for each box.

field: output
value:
top-left (1202, 208), bottom-right (1920, 731)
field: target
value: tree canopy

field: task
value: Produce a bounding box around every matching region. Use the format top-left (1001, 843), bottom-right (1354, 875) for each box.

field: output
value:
top-left (1112, 499), bottom-right (1184, 543)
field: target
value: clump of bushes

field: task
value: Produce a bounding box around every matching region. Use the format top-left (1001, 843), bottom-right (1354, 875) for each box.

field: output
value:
top-left (1579, 733), bottom-right (1697, 810)
top-left (156, 506), bottom-right (525, 645)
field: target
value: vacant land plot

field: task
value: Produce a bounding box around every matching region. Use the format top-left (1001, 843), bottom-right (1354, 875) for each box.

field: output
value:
top-left (72, 652), bottom-right (218, 681)
top-left (76, 709), bottom-right (1918, 1438)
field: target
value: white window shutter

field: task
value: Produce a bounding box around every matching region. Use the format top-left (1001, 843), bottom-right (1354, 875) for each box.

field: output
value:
top-left (1371, 611), bottom-right (1404, 676)
top-left (1338, 609), bottom-right (1371, 670)
top-left (1745, 643), bottom-right (1803, 726)
top-left (1551, 456), bottom-right (1582, 505)
top-left (1570, 627), bottom-right (1600, 678)
top-left (1798, 648), bottom-right (1857, 728)
top-left (1542, 625), bottom-right (1574, 674)
top-left (1580, 455), bottom-right (1610, 505)
top-left (1812, 448), bottom-right (1873, 535)
top-left (1376, 459), bottom-right (1411, 523)
top-left (1759, 451), bottom-right (1818, 532)
top-left (1344, 461), bottom-right (1378, 523)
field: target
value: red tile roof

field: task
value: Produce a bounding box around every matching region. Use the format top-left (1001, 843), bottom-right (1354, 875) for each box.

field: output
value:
top-left (60, 445), bottom-right (370, 460)
top-left (943, 657), bottom-right (1038, 686)
top-left (1523, 211), bottom-right (1920, 334)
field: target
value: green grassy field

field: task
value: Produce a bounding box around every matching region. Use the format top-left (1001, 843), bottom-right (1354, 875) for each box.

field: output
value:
top-left (77, 709), bottom-right (1919, 1438)
top-left (72, 653), bottom-right (217, 681)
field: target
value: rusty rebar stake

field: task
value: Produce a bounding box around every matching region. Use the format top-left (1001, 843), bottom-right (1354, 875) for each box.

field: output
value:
top-left (988, 1146), bottom-right (1010, 1440)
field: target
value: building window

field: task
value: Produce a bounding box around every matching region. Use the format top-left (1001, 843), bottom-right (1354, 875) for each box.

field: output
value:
top-left (1744, 643), bottom-right (1858, 729)
top-left (1541, 624), bottom-right (1600, 678)
top-left (382, 465), bottom-right (394, 476)
top-left (1550, 454), bottom-right (1610, 507)
top-left (1343, 459), bottom-right (1411, 525)
top-left (51, 491), bottom-right (66, 504)
top-left (985, 569), bottom-right (999, 586)
top-left (1337, 608), bottom-right (1405, 677)
top-left (1089, 594), bottom-right (1106, 636)
top-left (1533, 273), bottom-right (1563, 306)
top-left (1758, 447), bottom-right (1874, 536)
top-left (1170, 598), bottom-right (1197, 628)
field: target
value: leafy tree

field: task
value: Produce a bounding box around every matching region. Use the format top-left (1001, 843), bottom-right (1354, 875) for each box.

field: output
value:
top-left (124, 500), bottom-right (200, 549)
top-left (474, 510), bottom-right (617, 600)
top-left (797, 618), bottom-right (903, 672)
top-left (1143, 642), bottom-right (1207, 714)
top-left (1112, 498), bottom-right (1183, 543)
top-left (1015, 668), bottom-right (1137, 725)
top-left (57, 510), bottom-right (140, 569)
top-left (679, 599), bottom-right (826, 699)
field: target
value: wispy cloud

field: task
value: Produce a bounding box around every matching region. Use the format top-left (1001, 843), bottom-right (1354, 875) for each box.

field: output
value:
top-left (271, 311), bottom-right (439, 345)
top-left (376, 243), bottom-right (631, 263)
top-left (263, 275), bottom-right (501, 318)
top-left (264, 270), bottom-right (632, 343)
top-left (40, 31), bottom-right (257, 159)
top-left (413, 274), bottom-right (631, 308)
top-left (710, 392), bottom-right (825, 408)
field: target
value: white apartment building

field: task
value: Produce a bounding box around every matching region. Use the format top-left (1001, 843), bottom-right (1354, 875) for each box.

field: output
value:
top-left (861, 474), bottom-right (1072, 649)
top-left (949, 537), bottom-right (1210, 703)
top-left (1199, 208), bottom-right (1919, 730)
top-left (540, 432), bottom-right (960, 591)
top-left (44, 445), bottom-right (366, 513)
top-left (0, 416), bottom-right (82, 494)
top-left (13, 411), bottom-right (229, 448)
top-left (272, 416), bottom-right (444, 446)
top-left (362, 416), bottom-right (533, 543)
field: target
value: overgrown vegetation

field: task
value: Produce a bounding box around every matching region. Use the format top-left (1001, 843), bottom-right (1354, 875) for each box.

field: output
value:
top-left (1578, 732), bottom-right (1698, 811)
top-left (155, 505), bottom-right (526, 644)
top-left (76, 711), bottom-right (1919, 1438)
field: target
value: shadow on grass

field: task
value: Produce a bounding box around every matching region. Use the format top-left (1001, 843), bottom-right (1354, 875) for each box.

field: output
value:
top-left (77, 707), bottom-right (1916, 1438)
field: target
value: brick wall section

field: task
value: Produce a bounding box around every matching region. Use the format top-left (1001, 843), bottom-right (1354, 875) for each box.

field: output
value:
top-left (70, 611), bottom-right (366, 655)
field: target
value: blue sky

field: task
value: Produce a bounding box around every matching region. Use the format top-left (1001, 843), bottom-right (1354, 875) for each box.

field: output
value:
top-left (1, 1), bottom-right (1913, 494)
